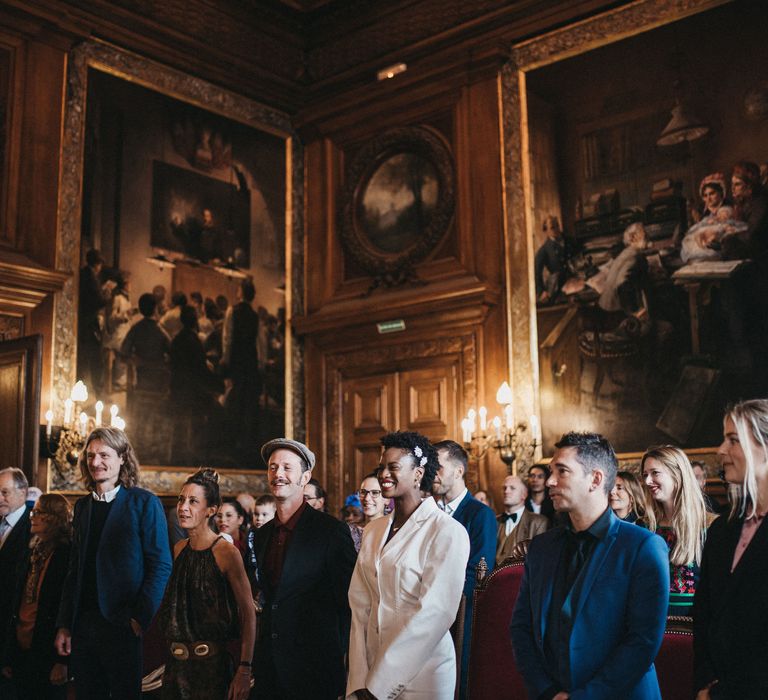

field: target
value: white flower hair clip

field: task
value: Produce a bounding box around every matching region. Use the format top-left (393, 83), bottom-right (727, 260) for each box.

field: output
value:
top-left (413, 445), bottom-right (427, 467)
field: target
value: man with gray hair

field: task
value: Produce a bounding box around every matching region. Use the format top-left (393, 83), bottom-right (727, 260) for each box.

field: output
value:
top-left (0, 467), bottom-right (31, 696)
top-left (246, 438), bottom-right (356, 700)
top-left (511, 432), bottom-right (669, 699)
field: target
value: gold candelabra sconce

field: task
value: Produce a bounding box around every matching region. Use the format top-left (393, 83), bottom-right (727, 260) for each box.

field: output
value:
top-left (460, 382), bottom-right (540, 475)
top-left (41, 381), bottom-right (126, 483)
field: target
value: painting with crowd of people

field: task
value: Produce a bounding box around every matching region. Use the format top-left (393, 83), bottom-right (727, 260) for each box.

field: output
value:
top-left (76, 68), bottom-right (288, 468)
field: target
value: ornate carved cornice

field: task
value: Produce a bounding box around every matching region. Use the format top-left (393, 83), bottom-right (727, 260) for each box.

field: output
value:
top-left (293, 275), bottom-right (501, 340)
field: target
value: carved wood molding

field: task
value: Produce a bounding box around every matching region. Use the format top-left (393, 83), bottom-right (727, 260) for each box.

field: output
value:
top-left (0, 255), bottom-right (68, 310)
top-left (55, 40), bottom-right (305, 439)
top-left (294, 275), bottom-right (500, 339)
top-left (509, 0), bottom-right (731, 70)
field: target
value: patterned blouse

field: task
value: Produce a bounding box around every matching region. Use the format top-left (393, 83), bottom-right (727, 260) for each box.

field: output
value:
top-left (656, 526), bottom-right (699, 615)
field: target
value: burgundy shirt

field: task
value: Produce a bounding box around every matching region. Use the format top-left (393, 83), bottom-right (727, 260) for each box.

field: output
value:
top-left (264, 500), bottom-right (307, 588)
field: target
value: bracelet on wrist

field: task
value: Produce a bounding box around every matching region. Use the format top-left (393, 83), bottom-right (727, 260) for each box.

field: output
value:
top-left (238, 661), bottom-right (252, 667)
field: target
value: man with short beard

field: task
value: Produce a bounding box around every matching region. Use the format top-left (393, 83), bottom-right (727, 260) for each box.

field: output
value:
top-left (247, 438), bottom-right (356, 700)
top-left (54, 428), bottom-right (171, 699)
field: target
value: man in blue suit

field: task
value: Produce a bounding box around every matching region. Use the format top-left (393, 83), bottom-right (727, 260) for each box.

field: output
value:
top-left (433, 440), bottom-right (497, 700)
top-left (55, 427), bottom-right (172, 699)
top-left (510, 432), bottom-right (668, 700)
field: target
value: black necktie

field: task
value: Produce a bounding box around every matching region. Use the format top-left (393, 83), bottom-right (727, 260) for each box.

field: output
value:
top-left (501, 512), bottom-right (518, 523)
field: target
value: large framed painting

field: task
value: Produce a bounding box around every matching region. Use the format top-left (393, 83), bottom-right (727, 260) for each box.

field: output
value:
top-left (502, 0), bottom-right (764, 456)
top-left (51, 42), bottom-right (303, 492)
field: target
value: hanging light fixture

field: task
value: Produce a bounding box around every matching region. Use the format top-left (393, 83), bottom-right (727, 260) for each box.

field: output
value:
top-left (657, 79), bottom-right (709, 147)
top-left (214, 258), bottom-right (248, 280)
top-left (145, 251), bottom-right (176, 271)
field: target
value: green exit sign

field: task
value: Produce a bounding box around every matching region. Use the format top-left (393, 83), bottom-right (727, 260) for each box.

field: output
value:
top-left (376, 319), bottom-right (406, 334)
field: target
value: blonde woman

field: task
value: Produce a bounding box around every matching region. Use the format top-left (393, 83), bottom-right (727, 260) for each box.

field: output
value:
top-left (642, 446), bottom-right (713, 615)
top-left (694, 399), bottom-right (768, 700)
top-left (609, 470), bottom-right (651, 525)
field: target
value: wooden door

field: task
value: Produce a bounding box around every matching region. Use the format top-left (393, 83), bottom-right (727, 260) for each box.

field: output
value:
top-left (340, 356), bottom-right (460, 497)
top-left (0, 334), bottom-right (42, 483)
top-left (341, 372), bottom-right (397, 496)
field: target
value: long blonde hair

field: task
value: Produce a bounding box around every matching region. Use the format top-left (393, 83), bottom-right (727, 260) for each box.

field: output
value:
top-left (642, 446), bottom-right (708, 567)
top-left (725, 399), bottom-right (768, 520)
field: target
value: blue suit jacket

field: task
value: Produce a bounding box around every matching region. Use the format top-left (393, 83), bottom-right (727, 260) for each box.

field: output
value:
top-left (451, 492), bottom-right (497, 598)
top-left (451, 491), bottom-right (497, 698)
top-left (57, 486), bottom-right (172, 632)
top-left (510, 510), bottom-right (669, 700)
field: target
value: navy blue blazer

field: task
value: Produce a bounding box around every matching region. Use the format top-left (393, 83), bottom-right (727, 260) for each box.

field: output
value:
top-left (57, 487), bottom-right (172, 632)
top-left (450, 492), bottom-right (497, 598)
top-left (510, 510), bottom-right (669, 699)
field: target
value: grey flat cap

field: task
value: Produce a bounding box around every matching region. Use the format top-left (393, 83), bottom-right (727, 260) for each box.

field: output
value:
top-left (261, 438), bottom-right (316, 470)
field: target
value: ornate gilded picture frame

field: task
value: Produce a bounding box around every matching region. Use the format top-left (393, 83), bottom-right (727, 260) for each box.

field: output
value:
top-left (52, 40), bottom-right (304, 494)
top-left (339, 126), bottom-right (455, 285)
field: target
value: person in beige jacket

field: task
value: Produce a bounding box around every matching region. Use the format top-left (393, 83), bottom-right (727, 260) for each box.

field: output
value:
top-left (347, 431), bottom-right (470, 700)
top-left (495, 475), bottom-right (549, 566)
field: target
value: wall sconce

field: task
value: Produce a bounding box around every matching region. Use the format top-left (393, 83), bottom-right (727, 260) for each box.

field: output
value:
top-left (460, 381), bottom-right (539, 475)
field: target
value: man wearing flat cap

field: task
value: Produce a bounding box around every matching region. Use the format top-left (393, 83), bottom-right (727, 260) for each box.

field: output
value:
top-left (246, 438), bottom-right (356, 700)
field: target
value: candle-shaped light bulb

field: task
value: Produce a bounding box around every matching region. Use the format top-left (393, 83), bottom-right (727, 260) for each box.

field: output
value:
top-left (530, 414), bottom-right (539, 440)
top-left (71, 380), bottom-right (88, 403)
top-left (496, 381), bottom-right (513, 406)
top-left (64, 398), bottom-right (73, 425)
top-left (114, 416), bottom-right (126, 431)
top-left (45, 409), bottom-right (54, 437)
top-left (95, 401), bottom-right (104, 427)
top-left (479, 406), bottom-right (488, 432)
top-left (110, 404), bottom-right (119, 427)
top-left (504, 404), bottom-right (514, 429)
top-left (461, 418), bottom-right (471, 443)
top-left (492, 415), bottom-right (502, 440)
top-left (79, 411), bottom-right (88, 437)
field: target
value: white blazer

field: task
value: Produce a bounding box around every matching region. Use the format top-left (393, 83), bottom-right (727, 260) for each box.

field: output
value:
top-left (346, 497), bottom-right (470, 700)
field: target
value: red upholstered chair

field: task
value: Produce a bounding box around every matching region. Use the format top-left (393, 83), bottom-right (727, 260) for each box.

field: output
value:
top-left (656, 616), bottom-right (694, 700)
top-left (467, 558), bottom-right (527, 700)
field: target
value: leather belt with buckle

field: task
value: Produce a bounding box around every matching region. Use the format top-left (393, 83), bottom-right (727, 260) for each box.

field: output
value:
top-left (169, 641), bottom-right (220, 661)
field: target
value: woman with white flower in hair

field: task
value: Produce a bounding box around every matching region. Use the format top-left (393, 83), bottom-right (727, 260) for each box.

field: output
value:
top-left (347, 431), bottom-right (470, 700)
top-left (694, 399), bottom-right (768, 699)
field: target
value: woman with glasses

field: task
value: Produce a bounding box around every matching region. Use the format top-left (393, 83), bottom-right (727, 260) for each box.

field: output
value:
top-left (1, 494), bottom-right (72, 699)
top-left (359, 473), bottom-right (387, 526)
top-left (347, 431), bottom-right (469, 700)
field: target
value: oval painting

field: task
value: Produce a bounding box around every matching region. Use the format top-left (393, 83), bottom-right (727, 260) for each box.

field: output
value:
top-left (358, 152), bottom-right (439, 254)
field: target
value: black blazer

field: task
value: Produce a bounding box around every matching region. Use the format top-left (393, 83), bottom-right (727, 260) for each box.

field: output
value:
top-left (5, 543), bottom-right (71, 674)
top-left (0, 506), bottom-right (31, 661)
top-left (247, 505), bottom-right (356, 700)
top-left (693, 513), bottom-right (768, 698)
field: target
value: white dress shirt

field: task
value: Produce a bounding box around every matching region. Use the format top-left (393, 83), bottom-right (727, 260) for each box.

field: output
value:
top-left (438, 487), bottom-right (468, 516)
top-left (92, 484), bottom-right (121, 503)
top-left (503, 506), bottom-right (526, 536)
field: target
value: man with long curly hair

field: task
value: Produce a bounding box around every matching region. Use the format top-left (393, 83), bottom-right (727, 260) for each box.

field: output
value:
top-left (54, 427), bottom-right (172, 699)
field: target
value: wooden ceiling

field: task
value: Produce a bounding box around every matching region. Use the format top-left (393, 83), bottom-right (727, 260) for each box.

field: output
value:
top-left (3, 0), bottom-right (629, 112)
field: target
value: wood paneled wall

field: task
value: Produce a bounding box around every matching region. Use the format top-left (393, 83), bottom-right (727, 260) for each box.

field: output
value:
top-left (295, 55), bottom-right (513, 509)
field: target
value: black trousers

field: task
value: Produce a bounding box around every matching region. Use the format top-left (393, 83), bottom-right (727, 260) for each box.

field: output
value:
top-left (10, 648), bottom-right (67, 700)
top-left (71, 610), bottom-right (142, 700)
